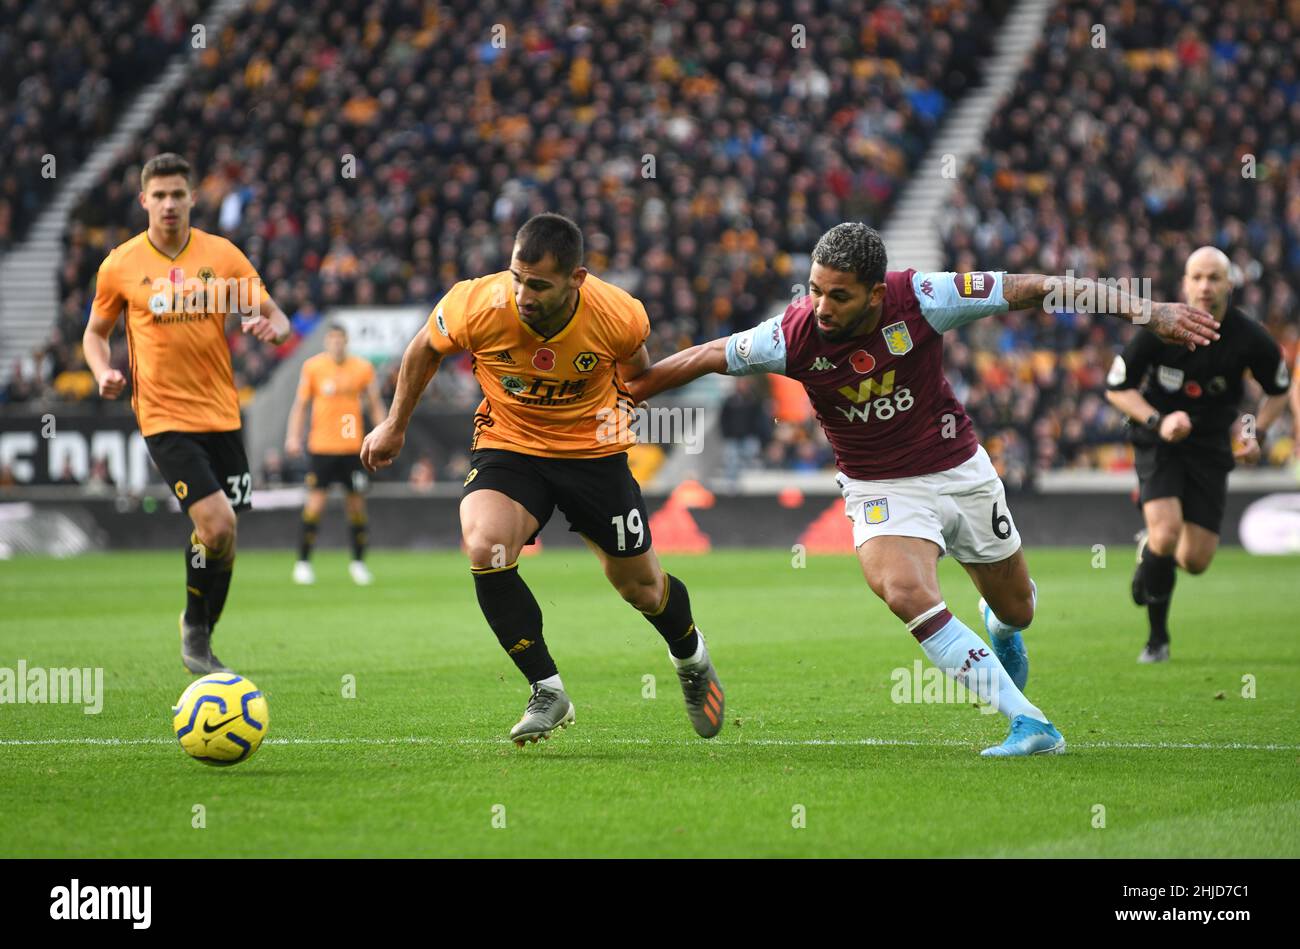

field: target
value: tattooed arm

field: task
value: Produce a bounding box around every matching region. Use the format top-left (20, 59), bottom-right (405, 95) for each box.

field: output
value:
top-left (1002, 274), bottom-right (1220, 350)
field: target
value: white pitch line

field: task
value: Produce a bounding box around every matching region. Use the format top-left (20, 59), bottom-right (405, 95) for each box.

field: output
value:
top-left (1, 736), bottom-right (1298, 751)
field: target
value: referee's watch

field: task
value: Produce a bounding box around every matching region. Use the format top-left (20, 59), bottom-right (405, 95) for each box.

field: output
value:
top-left (1142, 411), bottom-right (1162, 432)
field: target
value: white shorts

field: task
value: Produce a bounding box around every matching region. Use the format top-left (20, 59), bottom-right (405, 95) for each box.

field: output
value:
top-left (835, 445), bottom-right (1022, 563)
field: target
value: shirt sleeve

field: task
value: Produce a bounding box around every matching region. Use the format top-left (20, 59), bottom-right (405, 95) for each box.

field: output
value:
top-left (1106, 329), bottom-right (1161, 390)
top-left (724, 312), bottom-right (787, 376)
top-left (426, 285), bottom-right (469, 356)
top-left (295, 362), bottom-right (314, 401)
top-left (616, 298), bottom-right (651, 362)
top-left (912, 271), bottom-right (1008, 332)
top-left (1246, 323), bottom-right (1290, 395)
top-left (224, 241), bottom-right (265, 312)
top-left (90, 254), bottom-right (125, 324)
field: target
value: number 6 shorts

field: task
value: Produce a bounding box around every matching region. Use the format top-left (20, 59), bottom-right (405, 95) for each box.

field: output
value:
top-left (834, 444), bottom-right (1021, 562)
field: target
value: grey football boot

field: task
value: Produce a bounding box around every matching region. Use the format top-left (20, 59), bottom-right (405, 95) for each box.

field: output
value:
top-left (180, 611), bottom-right (232, 675)
top-left (509, 682), bottom-right (576, 746)
top-left (673, 632), bottom-right (725, 738)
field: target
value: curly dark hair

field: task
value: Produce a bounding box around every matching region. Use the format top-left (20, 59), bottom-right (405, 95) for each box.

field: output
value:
top-left (811, 222), bottom-right (888, 286)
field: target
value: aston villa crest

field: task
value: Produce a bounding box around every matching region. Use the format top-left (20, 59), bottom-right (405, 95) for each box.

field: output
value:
top-left (882, 321), bottom-right (913, 355)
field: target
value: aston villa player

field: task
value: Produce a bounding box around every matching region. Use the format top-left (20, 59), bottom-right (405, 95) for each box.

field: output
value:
top-left (1106, 246), bottom-right (1290, 663)
top-left (628, 222), bottom-right (1218, 756)
top-left (361, 213), bottom-right (724, 746)
top-left (83, 153), bottom-right (291, 673)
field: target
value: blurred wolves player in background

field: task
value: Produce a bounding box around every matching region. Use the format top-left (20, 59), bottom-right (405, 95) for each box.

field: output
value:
top-left (82, 153), bottom-right (291, 673)
top-left (361, 213), bottom-right (724, 746)
top-left (285, 323), bottom-right (386, 586)
top-left (629, 223), bottom-right (1218, 756)
top-left (1106, 247), bottom-right (1290, 663)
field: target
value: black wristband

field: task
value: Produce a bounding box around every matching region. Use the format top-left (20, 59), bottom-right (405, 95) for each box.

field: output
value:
top-left (1143, 411), bottom-right (1162, 431)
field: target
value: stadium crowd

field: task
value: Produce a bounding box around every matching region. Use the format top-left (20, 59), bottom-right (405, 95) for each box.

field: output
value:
top-left (936, 0), bottom-right (1300, 483)
top-left (0, 0), bottom-right (196, 250)
top-left (7, 0), bottom-right (1000, 467)
top-left (5, 0), bottom-right (1295, 486)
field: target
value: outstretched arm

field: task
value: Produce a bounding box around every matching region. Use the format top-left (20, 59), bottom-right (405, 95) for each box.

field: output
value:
top-left (359, 325), bottom-right (442, 471)
top-left (1002, 273), bottom-right (1219, 350)
top-left (625, 338), bottom-right (728, 402)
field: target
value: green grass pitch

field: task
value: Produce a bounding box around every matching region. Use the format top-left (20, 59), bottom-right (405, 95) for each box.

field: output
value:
top-left (2, 547), bottom-right (1297, 857)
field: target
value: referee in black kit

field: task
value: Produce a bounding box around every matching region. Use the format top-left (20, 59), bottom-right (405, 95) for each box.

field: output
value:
top-left (1105, 246), bottom-right (1291, 663)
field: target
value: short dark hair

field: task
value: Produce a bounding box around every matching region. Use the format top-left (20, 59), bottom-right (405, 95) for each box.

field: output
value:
top-left (325, 322), bottom-right (347, 336)
top-left (811, 222), bottom-right (888, 287)
top-left (514, 213), bottom-right (584, 275)
top-left (140, 153), bottom-right (193, 191)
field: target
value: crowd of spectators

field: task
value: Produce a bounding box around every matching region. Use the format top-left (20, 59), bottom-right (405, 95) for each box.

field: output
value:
top-left (18, 0), bottom-right (1295, 486)
top-left (936, 0), bottom-right (1300, 482)
top-left (0, 0), bottom-right (196, 250)
top-left (9, 0), bottom-right (1001, 426)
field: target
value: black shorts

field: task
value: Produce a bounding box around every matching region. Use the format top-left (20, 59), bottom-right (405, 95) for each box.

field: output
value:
top-left (145, 430), bottom-right (252, 513)
top-left (306, 452), bottom-right (369, 494)
top-left (1135, 443), bottom-right (1229, 534)
top-left (462, 448), bottom-right (652, 557)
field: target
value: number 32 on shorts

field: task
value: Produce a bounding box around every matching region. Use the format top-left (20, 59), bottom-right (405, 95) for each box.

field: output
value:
top-left (610, 508), bottom-right (645, 551)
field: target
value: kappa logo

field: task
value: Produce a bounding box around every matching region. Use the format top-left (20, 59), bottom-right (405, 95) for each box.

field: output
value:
top-left (882, 321), bottom-right (913, 355)
top-left (809, 356), bottom-right (836, 371)
top-left (863, 497), bottom-right (889, 524)
top-left (573, 351), bottom-right (599, 372)
top-left (174, 481), bottom-right (188, 500)
top-left (1157, 365), bottom-right (1184, 392)
top-left (919, 278), bottom-right (935, 298)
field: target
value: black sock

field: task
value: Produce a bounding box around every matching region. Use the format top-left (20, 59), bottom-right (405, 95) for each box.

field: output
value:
top-left (184, 530), bottom-right (234, 630)
top-left (209, 546), bottom-right (235, 630)
top-left (472, 563), bottom-right (557, 683)
top-left (642, 574), bottom-right (700, 660)
top-left (184, 531), bottom-right (208, 628)
top-left (349, 513), bottom-right (368, 561)
top-left (1141, 547), bottom-right (1176, 646)
top-left (298, 512), bottom-right (320, 561)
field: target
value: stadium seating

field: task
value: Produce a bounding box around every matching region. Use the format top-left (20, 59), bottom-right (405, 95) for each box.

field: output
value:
top-left (24, 0), bottom-right (1004, 425)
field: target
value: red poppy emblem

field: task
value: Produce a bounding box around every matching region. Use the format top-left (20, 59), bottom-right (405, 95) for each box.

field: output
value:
top-left (532, 348), bottom-right (556, 371)
top-left (850, 350), bottom-right (876, 374)
top-left (1183, 381), bottom-right (1202, 398)
top-left (169, 267), bottom-right (184, 286)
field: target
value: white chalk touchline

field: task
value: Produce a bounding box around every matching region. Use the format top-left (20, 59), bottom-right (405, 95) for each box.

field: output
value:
top-left (1, 736), bottom-right (1298, 751)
